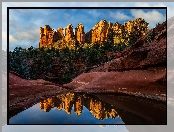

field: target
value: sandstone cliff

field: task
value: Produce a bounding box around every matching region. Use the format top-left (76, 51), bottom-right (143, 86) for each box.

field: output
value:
top-left (85, 20), bottom-right (113, 43)
top-left (39, 18), bottom-right (150, 48)
top-left (39, 25), bottom-right (65, 48)
top-left (75, 23), bottom-right (85, 44)
top-left (65, 24), bottom-right (74, 42)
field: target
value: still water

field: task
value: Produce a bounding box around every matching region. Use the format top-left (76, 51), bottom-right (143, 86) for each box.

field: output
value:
top-left (9, 92), bottom-right (166, 124)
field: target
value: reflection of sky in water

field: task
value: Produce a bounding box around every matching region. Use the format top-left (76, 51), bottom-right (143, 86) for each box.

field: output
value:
top-left (9, 103), bottom-right (124, 124)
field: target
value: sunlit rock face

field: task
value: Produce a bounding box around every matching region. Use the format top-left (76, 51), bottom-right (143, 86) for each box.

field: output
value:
top-left (112, 18), bottom-right (150, 45)
top-left (85, 18), bottom-right (149, 44)
top-left (85, 20), bottom-right (113, 43)
top-left (39, 18), bottom-right (150, 48)
top-left (57, 28), bottom-right (65, 40)
top-left (65, 24), bottom-right (74, 42)
top-left (75, 23), bottom-right (85, 44)
top-left (39, 92), bottom-right (119, 120)
top-left (39, 25), bottom-right (65, 48)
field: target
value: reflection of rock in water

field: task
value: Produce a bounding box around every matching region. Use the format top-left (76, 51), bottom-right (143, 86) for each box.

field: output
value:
top-left (74, 96), bottom-right (83, 116)
top-left (39, 92), bottom-right (119, 120)
top-left (40, 98), bottom-right (54, 112)
top-left (85, 98), bottom-right (118, 120)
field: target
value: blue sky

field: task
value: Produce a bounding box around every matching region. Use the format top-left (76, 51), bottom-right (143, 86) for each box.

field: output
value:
top-left (5, 5), bottom-right (167, 51)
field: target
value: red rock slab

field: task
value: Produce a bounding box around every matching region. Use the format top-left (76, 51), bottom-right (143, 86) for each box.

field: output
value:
top-left (65, 69), bottom-right (166, 98)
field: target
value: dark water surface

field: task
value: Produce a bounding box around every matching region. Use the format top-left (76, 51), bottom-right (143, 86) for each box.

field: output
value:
top-left (9, 92), bottom-right (166, 124)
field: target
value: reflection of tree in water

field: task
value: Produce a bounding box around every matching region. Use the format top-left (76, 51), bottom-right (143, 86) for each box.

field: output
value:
top-left (40, 92), bottom-right (119, 120)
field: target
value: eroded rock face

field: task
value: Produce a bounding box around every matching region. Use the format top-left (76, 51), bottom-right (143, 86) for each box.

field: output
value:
top-left (65, 24), bottom-right (74, 41)
top-left (75, 23), bottom-right (85, 44)
top-left (39, 25), bottom-right (65, 48)
top-left (39, 18), bottom-right (150, 48)
top-left (85, 20), bottom-right (113, 43)
top-left (39, 25), bottom-right (55, 48)
top-left (57, 28), bottom-right (64, 39)
top-left (85, 18), bottom-right (150, 45)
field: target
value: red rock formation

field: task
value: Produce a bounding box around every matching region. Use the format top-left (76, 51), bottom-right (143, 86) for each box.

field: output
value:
top-left (39, 25), bottom-right (55, 48)
top-left (85, 18), bottom-right (149, 45)
top-left (39, 18), bottom-right (150, 48)
top-left (57, 28), bottom-right (64, 39)
top-left (75, 23), bottom-right (85, 44)
top-left (39, 25), bottom-right (64, 48)
top-left (65, 24), bottom-right (74, 42)
top-left (85, 20), bottom-right (113, 43)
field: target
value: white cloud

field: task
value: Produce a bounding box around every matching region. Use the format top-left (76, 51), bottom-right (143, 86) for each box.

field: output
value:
top-left (9, 35), bottom-right (18, 43)
top-left (130, 9), bottom-right (166, 28)
top-left (109, 11), bottom-right (132, 21)
top-left (87, 10), bottom-right (100, 18)
top-left (14, 29), bottom-right (40, 42)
